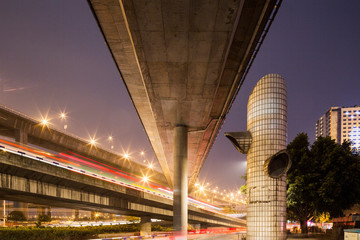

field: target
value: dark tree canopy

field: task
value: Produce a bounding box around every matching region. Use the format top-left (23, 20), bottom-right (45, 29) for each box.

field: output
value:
top-left (7, 211), bottom-right (27, 221)
top-left (287, 133), bottom-right (360, 233)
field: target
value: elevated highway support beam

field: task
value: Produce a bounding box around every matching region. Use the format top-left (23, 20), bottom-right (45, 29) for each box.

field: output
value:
top-left (140, 216), bottom-right (152, 236)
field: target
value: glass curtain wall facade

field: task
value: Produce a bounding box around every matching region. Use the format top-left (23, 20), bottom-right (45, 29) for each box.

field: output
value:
top-left (246, 74), bottom-right (287, 240)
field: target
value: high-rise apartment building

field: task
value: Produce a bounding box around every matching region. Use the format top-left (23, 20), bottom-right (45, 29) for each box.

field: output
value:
top-left (316, 105), bottom-right (360, 150)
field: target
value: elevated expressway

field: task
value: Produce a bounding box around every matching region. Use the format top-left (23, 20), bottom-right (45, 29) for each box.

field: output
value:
top-left (0, 104), bottom-right (168, 186)
top-left (0, 146), bottom-right (245, 228)
top-left (0, 105), bottom-right (245, 228)
top-left (87, 0), bottom-right (281, 234)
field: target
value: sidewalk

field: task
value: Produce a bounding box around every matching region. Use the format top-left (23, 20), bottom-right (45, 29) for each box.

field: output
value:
top-left (287, 233), bottom-right (329, 239)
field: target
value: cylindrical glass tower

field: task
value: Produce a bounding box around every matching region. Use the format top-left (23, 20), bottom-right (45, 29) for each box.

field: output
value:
top-left (246, 74), bottom-right (287, 239)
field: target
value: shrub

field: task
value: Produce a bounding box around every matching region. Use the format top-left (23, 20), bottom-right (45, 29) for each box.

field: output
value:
top-left (0, 224), bottom-right (143, 240)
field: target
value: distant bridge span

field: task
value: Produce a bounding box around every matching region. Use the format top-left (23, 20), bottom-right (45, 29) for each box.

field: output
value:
top-left (0, 150), bottom-right (245, 228)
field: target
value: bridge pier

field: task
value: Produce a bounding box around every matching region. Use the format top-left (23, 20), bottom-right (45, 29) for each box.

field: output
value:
top-left (173, 124), bottom-right (188, 239)
top-left (91, 211), bottom-right (96, 220)
top-left (47, 207), bottom-right (51, 218)
top-left (14, 128), bottom-right (28, 144)
top-left (140, 216), bottom-right (151, 236)
top-left (37, 206), bottom-right (45, 217)
top-left (74, 209), bottom-right (79, 220)
top-left (13, 202), bottom-right (28, 220)
top-left (14, 129), bottom-right (29, 219)
top-left (200, 223), bottom-right (209, 230)
top-left (192, 224), bottom-right (201, 233)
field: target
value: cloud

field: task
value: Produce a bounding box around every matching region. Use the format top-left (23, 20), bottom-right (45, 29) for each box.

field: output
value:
top-left (3, 87), bottom-right (26, 92)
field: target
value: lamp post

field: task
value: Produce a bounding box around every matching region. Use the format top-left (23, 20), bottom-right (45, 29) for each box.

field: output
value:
top-left (3, 200), bottom-right (6, 227)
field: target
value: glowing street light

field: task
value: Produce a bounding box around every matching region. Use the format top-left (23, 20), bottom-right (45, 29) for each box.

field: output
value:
top-left (148, 163), bottom-right (153, 169)
top-left (140, 151), bottom-right (145, 156)
top-left (60, 112), bottom-right (67, 120)
top-left (142, 175), bottom-right (149, 183)
top-left (123, 153), bottom-right (129, 159)
top-left (89, 138), bottom-right (96, 146)
top-left (108, 136), bottom-right (114, 149)
top-left (41, 118), bottom-right (49, 126)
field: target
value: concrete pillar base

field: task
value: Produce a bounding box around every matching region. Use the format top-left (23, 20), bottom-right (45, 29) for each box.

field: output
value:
top-left (140, 216), bottom-right (151, 236)
top-left (47, 207), bottom-right (51, 217)
top-left (192, 224), bottom-right (201, 233)
top-left (74, 209), bottom-right (79, 221)
top-left (90, 211), bottom-right (96, 221)
top-left (37, 206), bottom-right (45, 218)
top-left (13, 202), bottom-right (28, 220)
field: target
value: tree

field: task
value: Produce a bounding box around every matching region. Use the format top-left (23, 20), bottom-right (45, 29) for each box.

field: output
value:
top-left (240, 174), bottom-right (247, 195)
top-left (126, 216), bottom-right (140, 223)
top-left (287, 133), bottom-right (360, 233)
top-left (7, 211), bottom-right (26, 221)
top-left (286, 133), bottom-right (314, 233)
top-left (223, 205), bottom-right (235, 214)
top-left (38, 214), bottom-right (51, 222)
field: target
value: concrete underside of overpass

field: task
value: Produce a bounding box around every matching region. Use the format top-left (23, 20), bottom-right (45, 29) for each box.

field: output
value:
top-left (88, 0), bottom-right (279, 189)
top-left (0, 151), bottom-right (245, 227)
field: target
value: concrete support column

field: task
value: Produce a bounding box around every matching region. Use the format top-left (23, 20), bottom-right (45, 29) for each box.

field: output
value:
top-left (140, 216), bottom-right (151, 236)
top-left (173, 124), bottom-right (188, 239)
top-left (200, 223), bottom-right (209, 230)
top-left (74, 209), bottom-right (79, 221)
top-left (90, 211), bottom-right (96, 221)
top-left (47, 207), bottom-right (51, 217)
top-left (13, 202), bottom-right (28, 220)
top-left (37, 207), bottom-right (45, 218)
top-left (2, 200), bottom-right (6, 226)
top-left (192, 224), bottom-right (201, 233)
top-left (13, 128), bottom-right (29, 220)
top-left (14, 128), bottom-right (28, 144)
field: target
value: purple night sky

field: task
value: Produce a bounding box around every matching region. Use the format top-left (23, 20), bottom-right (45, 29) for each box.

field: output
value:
top-left (0, 1), bottom-right (359, 191)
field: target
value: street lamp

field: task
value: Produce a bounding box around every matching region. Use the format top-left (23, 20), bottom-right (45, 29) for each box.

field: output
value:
top-left (60, 112), bottom-right (67, 120)
top-left (108, 135), bottom-right (114, 149)
top-left (89, 138), bottom-right (96, 146)
top-left (41, 118), bottom-right (49, 126)
top-left (59, 112), bottom-right (68, 130)
top-left (142, 175), bottom-right (149, 183)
